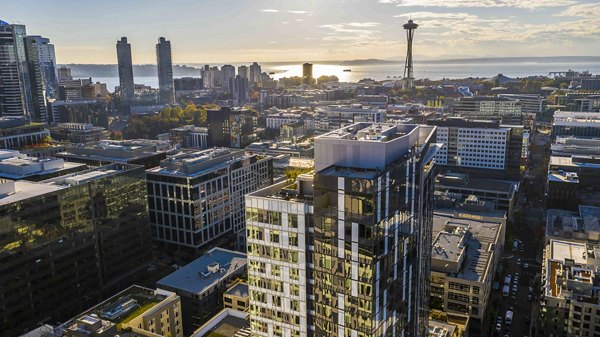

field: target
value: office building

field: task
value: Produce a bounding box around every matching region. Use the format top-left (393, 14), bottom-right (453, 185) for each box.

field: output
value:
top-left (246, 174), bottom-right (314, 337)
top-left (0, 117), bottom-right (50, 149)
top-left (49, 99), bottom-right (109, 126)
top-left (581, 78), bottom-right (600, 91)
top-left (238, 65), bottom-right (249, 80)
top-left (49, 122), bottom-right (108, 144)
top-left (170, 125), bottom-right (209, 149)
top-left (0, 150), bottom-right (86, 181)
top-left (56, 286), bottom-right (183, 337)
top-left (56, 139), bottom-right (169, 168)
top-left (428, 118), bottom-right (524, 180)
top-left (429, 210), bottom-right (506, 321)
top-left (315, 104), bottom-right (385, 132)
top-left (0, 163), bottom-right (152, 336)
top-left (24, 35), bottom-right (57, 99)
top-left (116, 37), bottom-right (135, 102)
top-left (553, 111), bottom-right (600, 139)
top-left (249, 62), bottom-right (261, 84)
top-left (174, 77), bottom-right (203, 92)
top-left (434, 172), bottom-right (518, 218)
top-left (453, 96), bottom-right (524, 124)
top-left (229, 75), bottom-right (249, 102)
top-left (156, 37), bottom-right (175, 104)
top-left (207, 107), bottom-right (257, 148)
top-left (498, 93), bottom-right (544, 114)
top-left (146, 148), bottom-right (273, 250)
top-left (157, 247), bottom-right (247, 335)
top-left (57, 66), bottom-right (72, 82)
top-left (0, 21), bottom-right (49, 121)
top-left (311, 123), bottom-right (437, 337)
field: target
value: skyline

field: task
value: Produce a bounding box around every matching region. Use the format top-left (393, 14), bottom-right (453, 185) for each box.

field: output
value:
top-left (2, 0), bottom-right (600, 64)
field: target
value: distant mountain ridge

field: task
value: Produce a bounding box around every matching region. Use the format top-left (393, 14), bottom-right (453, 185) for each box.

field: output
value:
top-left (61, 64), bottom-right (201, 78)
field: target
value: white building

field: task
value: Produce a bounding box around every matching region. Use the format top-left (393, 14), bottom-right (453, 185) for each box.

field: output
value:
top-left (246, 174), bottom-right (314, 337)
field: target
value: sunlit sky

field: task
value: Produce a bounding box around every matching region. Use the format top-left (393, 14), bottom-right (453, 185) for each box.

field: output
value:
top-left (3, 0), bottom-right (599, 64)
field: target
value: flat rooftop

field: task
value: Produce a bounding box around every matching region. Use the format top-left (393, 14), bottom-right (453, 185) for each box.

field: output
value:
top-left (435, 173), bottom-right (517, 195)
top-left (157, 247), bottom-right (246, 295)
top-left (148, 148), bottom-right (258, 178)
top-left (432, 211), bottom-right (503, 282)
top-left (432, 231), bottom-right (464, 263)
top-left (225, 282), bottom-right (248, 298)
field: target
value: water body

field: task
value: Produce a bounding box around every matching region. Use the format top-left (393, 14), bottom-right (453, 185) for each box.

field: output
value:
top-left (93, 61), bottom-right (600, 91)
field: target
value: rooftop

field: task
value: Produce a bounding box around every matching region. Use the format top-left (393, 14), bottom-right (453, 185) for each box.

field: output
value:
top-left (432, 210), bottom-right (504, 282)
top-left (147, 148), bottom-right (256, 177)
top-left (0, 150), bottom-right (86, 180)
top-left (225, 282), bottom-right (249, 298)
top-left (435, 172), bottom-right (518, 195)
top-left (191, 308), bottom-right (249, 337)
top-left (157, 247), bottom-right (246, 295)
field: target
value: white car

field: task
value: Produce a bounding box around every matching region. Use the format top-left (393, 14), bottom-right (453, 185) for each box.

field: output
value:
top-left (524, 263), bottom-right (529, 269)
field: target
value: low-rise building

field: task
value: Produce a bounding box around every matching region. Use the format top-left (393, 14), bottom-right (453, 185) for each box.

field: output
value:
top-left (0, 118), bottom-right (50, 149)
top-left (56, 139), bottom-right (169, 168)
top-left (190, 308), bottom-right (250, 337)
top-left (0, 149), bottom-right (87, 181)
top-left (430, 210), bottom-right (506, 321)
top-left (223, 281), bottom-right (249, 311)
top-left (57, 286), bottom-right (183, 337)
top-left (157, 247), bottom-right (247, 335)
top-left (170, 125), bottom-right (209, 149)
top-left (49, 122), bottom-right (108, 144)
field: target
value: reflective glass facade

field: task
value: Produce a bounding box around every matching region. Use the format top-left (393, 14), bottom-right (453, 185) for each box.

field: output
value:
top-left (0, 164), bottom-right (152, 336)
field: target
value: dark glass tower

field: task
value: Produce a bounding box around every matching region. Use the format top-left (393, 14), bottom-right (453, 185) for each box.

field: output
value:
top-left (311, 123), bottom-right (437, 337)
top-left (116, 37), bottom-right (135, 102)
top-left (156, 37), bottom-right (175, 104)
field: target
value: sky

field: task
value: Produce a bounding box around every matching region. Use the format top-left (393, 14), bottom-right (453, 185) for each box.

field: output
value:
top-left (2, 0), bottom-right (600, 64)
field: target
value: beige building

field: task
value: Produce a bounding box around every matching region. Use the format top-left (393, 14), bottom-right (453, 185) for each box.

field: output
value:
top-left (224, 281), bottom-right (249, 311)
top-left (60, 286), bottom-right (183, 337)
top-left (430, 210), bottom-right (506, 321)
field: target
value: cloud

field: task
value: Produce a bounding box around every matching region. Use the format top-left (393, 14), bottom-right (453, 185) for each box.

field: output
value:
top-left (556, 3), bottom-right (600, 17)
top-left (346, 22), bottom-right (381, 27)
top-left (380, 0), bottom-right (576, 9)
top-left (288, 10), bottom-right (309, 14)
top-left (260, 9), bottom-right (279, 13)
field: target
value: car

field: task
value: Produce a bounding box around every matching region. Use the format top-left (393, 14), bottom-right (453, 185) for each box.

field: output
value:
top-left (495, 323), bottom-right (502, 332)
top-left (517, 258), bottom-right (522, 265)
top-left (511, 293), bottom-right (516, 300)
top-left (524, 263), bottom-right (529, 269)
top-left (528, 294), bottom-right (532, 301)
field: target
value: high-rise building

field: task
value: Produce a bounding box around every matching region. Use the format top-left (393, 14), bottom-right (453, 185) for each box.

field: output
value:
top-left (0, 21), bottom-right (27, 118)
top-left (302, 62), bottom-right (313, 84)
top-left (249, 62), bottom-right (261, 84)
top-left (0, 163), bottom-right (153, 336)
top-left (146, 148), bottom-right (273, 250)
top-left (23, 36), bottom-right (48, 122)
top-left (57, 65), bottom-right (72, 82)
top-left (26, 35), bottom-right (58, 99)
top-left (0, 21), bottom-right (48, 120)
top-left (156, 37), bottom-right (175, 104)
top-left (116, 37), bottom-right (135, 102)
top-left (229, 75), bottom-right (249, 102)
top-left (238, 65), bottom-right (249, 80)
top-left (207, 107), bottom-right (257, 148)
top-left (247, 122), bottom-right (439, 337)
top-left (221, 64), bottom-right (236, 93)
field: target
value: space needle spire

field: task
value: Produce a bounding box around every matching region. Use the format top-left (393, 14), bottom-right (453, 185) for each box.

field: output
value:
top-left (402, 19), bottom-right (418, 90)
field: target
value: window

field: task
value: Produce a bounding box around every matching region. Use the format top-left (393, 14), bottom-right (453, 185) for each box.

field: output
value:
top-left (288, 214), bottom-right (298, 228)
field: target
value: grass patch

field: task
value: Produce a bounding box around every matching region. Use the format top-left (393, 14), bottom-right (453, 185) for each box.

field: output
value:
top-left (117, 301), bottom-right (159, 329)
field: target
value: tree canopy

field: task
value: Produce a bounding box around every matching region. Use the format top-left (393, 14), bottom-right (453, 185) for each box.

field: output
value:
top-left (122, 103), bottom-right (213, 139)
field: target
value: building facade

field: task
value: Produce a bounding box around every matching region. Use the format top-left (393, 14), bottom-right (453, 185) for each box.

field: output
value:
top-left (156, 37), bottom-right (175, 104)
top-left (146, 148), bottom-right (273, 249)
top-left (0, 163), bottom-right (152, 336)
top-left (116, 37), bottom-right (135, 102)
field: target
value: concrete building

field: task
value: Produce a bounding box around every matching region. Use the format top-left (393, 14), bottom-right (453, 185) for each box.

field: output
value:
top-left (191, 308), bottom-right (250, 337)
top-left (169, 125), bottom-right (209, 149)
top-left (146, 148), bottom-right (272, 249)
top-left (49, 99), bottom-right (110, 126)
top-left (157, 247), bottom-right (247, 335)
top-left (249, 62), bottom-right (261, 84)
top-left (498, 93), bottom-right (544, 114)
top-left (434, 172), bottom-right (518, 218)
top-left (540, 239), bottom-right (600, 337)
top-left (429, 210), bottom-right (506, 321)
top-left (116, 37), bottom-right (135, 102)
top-left (0, 118), bottom-right (50, 149)
top-left (315, 104), bottom-right (385, 131)
top-left (49, 122), bottom-right (108, 144)
top-left (428, 118), bottom-right (525, 180)
top-left (229, 75), bottom-right (249, 102)
top-left (453, 96), bottom-right (524, 124)
top-left (207, 107), bottom-right (257, 148)
top-left (223, 282), bottom-right (249, 311)
top-left (55, 286), bottom-right (183, 337)
top-left (156, 37), bottom-right (175, 104)
top-left (0, 164), bottom-right (152, 336)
